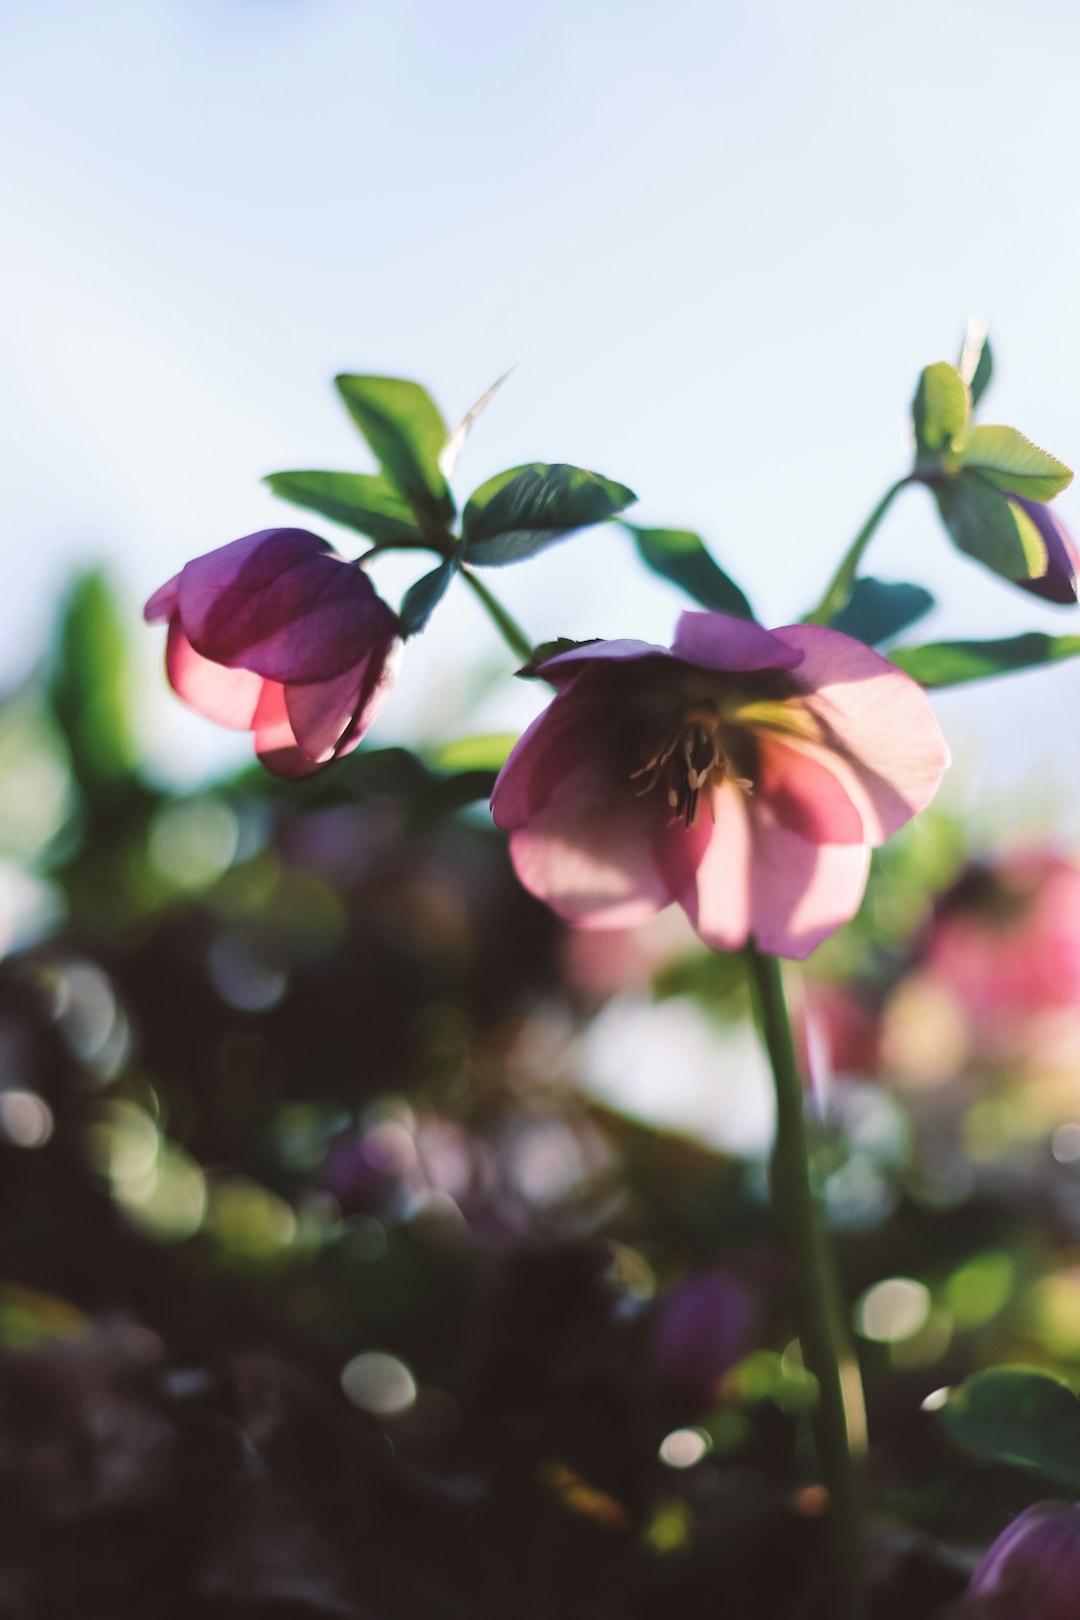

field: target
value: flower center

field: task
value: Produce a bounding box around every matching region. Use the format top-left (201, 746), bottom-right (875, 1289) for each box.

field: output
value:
top-left (630, 704), bottom-right (753, 827)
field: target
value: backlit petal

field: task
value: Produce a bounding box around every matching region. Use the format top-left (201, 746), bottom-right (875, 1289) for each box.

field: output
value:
top-left (166, 620), bottom-right (264, 730)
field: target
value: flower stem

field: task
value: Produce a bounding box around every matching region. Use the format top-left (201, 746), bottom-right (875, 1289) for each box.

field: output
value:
top-left (805, 477), bottom-right (912, 626)
top-left (744, 944), bottom-right (867, 1620)
top-left (461, 568), bottom-right (535, 664)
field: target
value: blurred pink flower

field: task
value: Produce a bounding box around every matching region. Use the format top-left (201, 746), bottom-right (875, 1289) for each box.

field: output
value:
top-left (491, 612), bottom-right (948, 958)
top-left (145, 528), bottom-right (400, 778)
top-left (927, 852), bottom-right (1080, 1030)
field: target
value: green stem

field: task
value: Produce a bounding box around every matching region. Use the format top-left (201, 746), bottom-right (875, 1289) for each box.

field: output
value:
top-left (744, 945), bottom-right (867, 1620)
top-left (462, 568), bottom-right (535, 664)
top-left (806, 477), bottom-right (912, 626)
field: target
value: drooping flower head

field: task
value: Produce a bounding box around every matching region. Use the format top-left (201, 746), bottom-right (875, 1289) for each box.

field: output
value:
top-left (1011, 497), bottom-right (1080, 604)
top-left (491, 612), bottom-right (949, 958)
top-left (967, 1501), bottom-right (1080, 1619)
top-left (145, 528), bottom-right (400, 778)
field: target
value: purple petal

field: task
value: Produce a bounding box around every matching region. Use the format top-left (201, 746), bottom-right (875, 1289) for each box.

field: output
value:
top-left (145, 573), bottom-right (181, 624)
top-left (178, 528), bottom-right (390, 684)
top-left (1012, 497), bottom-right (1080, 604)
top-left (252, 682), bottom-right (328, 779)
top-left (537, 638), bottom-right (673, 677)
top-left (491, 680), bottom-right (617, 831)
top-left (285, 614), bottom-right (400, 763)
top-left (671, 611), bottom-right (804, 673)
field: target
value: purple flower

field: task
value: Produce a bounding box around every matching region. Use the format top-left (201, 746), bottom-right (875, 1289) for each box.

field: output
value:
top-left (145, 529), bottom-right (400, 778)
top-left (969, 1501), bottom-right (1080, 1617)
top-left (1013, 497), bottom-right (1080, 604)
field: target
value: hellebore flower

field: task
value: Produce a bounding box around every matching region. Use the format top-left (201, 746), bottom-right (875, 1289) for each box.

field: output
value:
top-left (968, 1501), bottom-right (1080, 1618)
top-left (145, 528), bottom-right (400, 778)
top-left (1012, 496), bottom-right (1080, 604)
top-left (491, 612), bottom-right (949, 958)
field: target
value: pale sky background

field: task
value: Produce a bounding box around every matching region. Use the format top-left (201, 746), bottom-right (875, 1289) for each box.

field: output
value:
top-left (3, 0), bottom-right (1080, 821)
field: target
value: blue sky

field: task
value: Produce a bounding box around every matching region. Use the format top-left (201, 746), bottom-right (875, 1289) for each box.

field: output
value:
top-left (3, 0), bottom-right (1080, 812)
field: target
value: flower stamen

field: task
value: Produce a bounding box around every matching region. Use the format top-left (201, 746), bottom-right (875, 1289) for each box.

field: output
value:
top-left (632, 708), bottom-right (753, 828)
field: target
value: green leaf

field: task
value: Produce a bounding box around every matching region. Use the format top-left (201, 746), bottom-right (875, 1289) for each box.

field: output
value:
top-left (399, 554), bottom-right (460, 637)
top-left (932, 1367), bottom-right (1080, 1488)
top-left (431, 733), bottom-right (518, 772)
top-left (912, 362), bottom-right (970, 456)
top-left (891, 630), bottom-right (1080, 688)
top-left (624, 525), bottom-right (754, 620)
top-left (829, 578), bottom-right (934, 646)
top-left (264, 470), bottom-right (425, 547)
top-left (958, 317), bottom-right (993, 410)
top-left (955, 424), bottom-right (1073, 502)
top-left (335, 375), bottom-right (453, 524)
top-left (462, 463), bottom-right (637, 566)
top-left (49, 570), bottom-right (135, 793)
top-left (933, 474), bottom-right (1047, 582)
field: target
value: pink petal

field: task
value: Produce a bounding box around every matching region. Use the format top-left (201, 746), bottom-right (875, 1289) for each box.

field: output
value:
top-left (165, 621), bottom-right (265, 730)
top-left (537, 638), bottom-right (672, 678)
top-left (145, 573), bottom-right (181, 623)
top-left (674, 784), bottom-right (754, 950)
top-left (769, 624), bottom-right (949, 844)
top-left (747, 812), bottom-right (871, 958)
top-left (671, 611), bottom-right (804, 674)
top-left (507, 756), bottom-right (678, 927)
top-left (284, 614), bottom-right (400, 764)
top-left (252, 682), bottom-right (327, 779)
top-left (178, 528), bottom-right (388, 684)
top-left (491, 680), bottom-right (616, 831)
top-left (757, 736), bottom-right (865, 845)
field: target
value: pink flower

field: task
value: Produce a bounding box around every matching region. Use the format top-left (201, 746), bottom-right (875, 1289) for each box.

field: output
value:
top-left (145, 528), bottom-right (400, 778)
top-left (491, 612), bottom-right (949, 958)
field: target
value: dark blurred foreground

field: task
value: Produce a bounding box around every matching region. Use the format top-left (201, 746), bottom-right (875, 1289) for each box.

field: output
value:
top-left (5, 576), bottom-right (1080, 1617)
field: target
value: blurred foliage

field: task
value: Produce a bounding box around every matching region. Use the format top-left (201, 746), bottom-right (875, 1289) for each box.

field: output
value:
top-left (7, 571), bottom-right (1080, 1616)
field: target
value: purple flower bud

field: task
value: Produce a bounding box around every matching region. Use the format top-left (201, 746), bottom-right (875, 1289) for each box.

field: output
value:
top-left (969, 1501), bottom-right (1080, 1618)
top-left (1012, 498), bottom-right (1080, 604)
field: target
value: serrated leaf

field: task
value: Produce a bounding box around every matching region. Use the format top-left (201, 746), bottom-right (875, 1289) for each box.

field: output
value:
top-left (956, 424), bottom-right (1073, 502)
top-left (891, 630), bottom-right (1080, 687)
top-left (462, 463), bottom-right (637, 566)
top-left (829, 577), bottom-right (934, 646)
top-left (934, 474), bottom-right (1047, 582)
top-left (913, 362), bottom-right (970, 456)
top-left (624, 525), bottom-right (754, 620)
top-left (399, 554), bottom-right (460, 637)
top-left (438, 367), bottom-right (515, 481)
top-left (335, 375), bottom-right (453, 524)
top-left (264, 470), bottom-right (425, 547)
top-left (933, 1367), bottom-right (1080, 1487)
top-left (957, 316), bottom-right (993, 409)
top-left (431, 733), bottom-right (518, 772)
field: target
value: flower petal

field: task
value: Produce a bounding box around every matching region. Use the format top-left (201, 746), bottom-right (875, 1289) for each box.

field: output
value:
top-left (178, 528), bottom-right (388, 683)
top-left (507, 756), bottom-right (678, 927)
top-left (769, 624), bottom-right (949, 844)
top-left (491, 679), bottom-right (617, 831)
top-left (252, 682), bottom-right (327, 779)
top-left (537, 638), bottom-right (672, 677)
top-left (757, 735), bottom-right (865, 845)
top-left (748, 812), bottom-right (870, 958)
top-left (145, 573), bottom-right (181, 623)
top-left (166, 620), bottom-right (265, 729)
top-left (1012, 496), bottom-right (1080, 604)
top-left (671, 611), bottom-right (804, 674)
top-left (674, 784), bottom-right (754, 950)
top-left (285, 613), bottom-right (401, 763)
